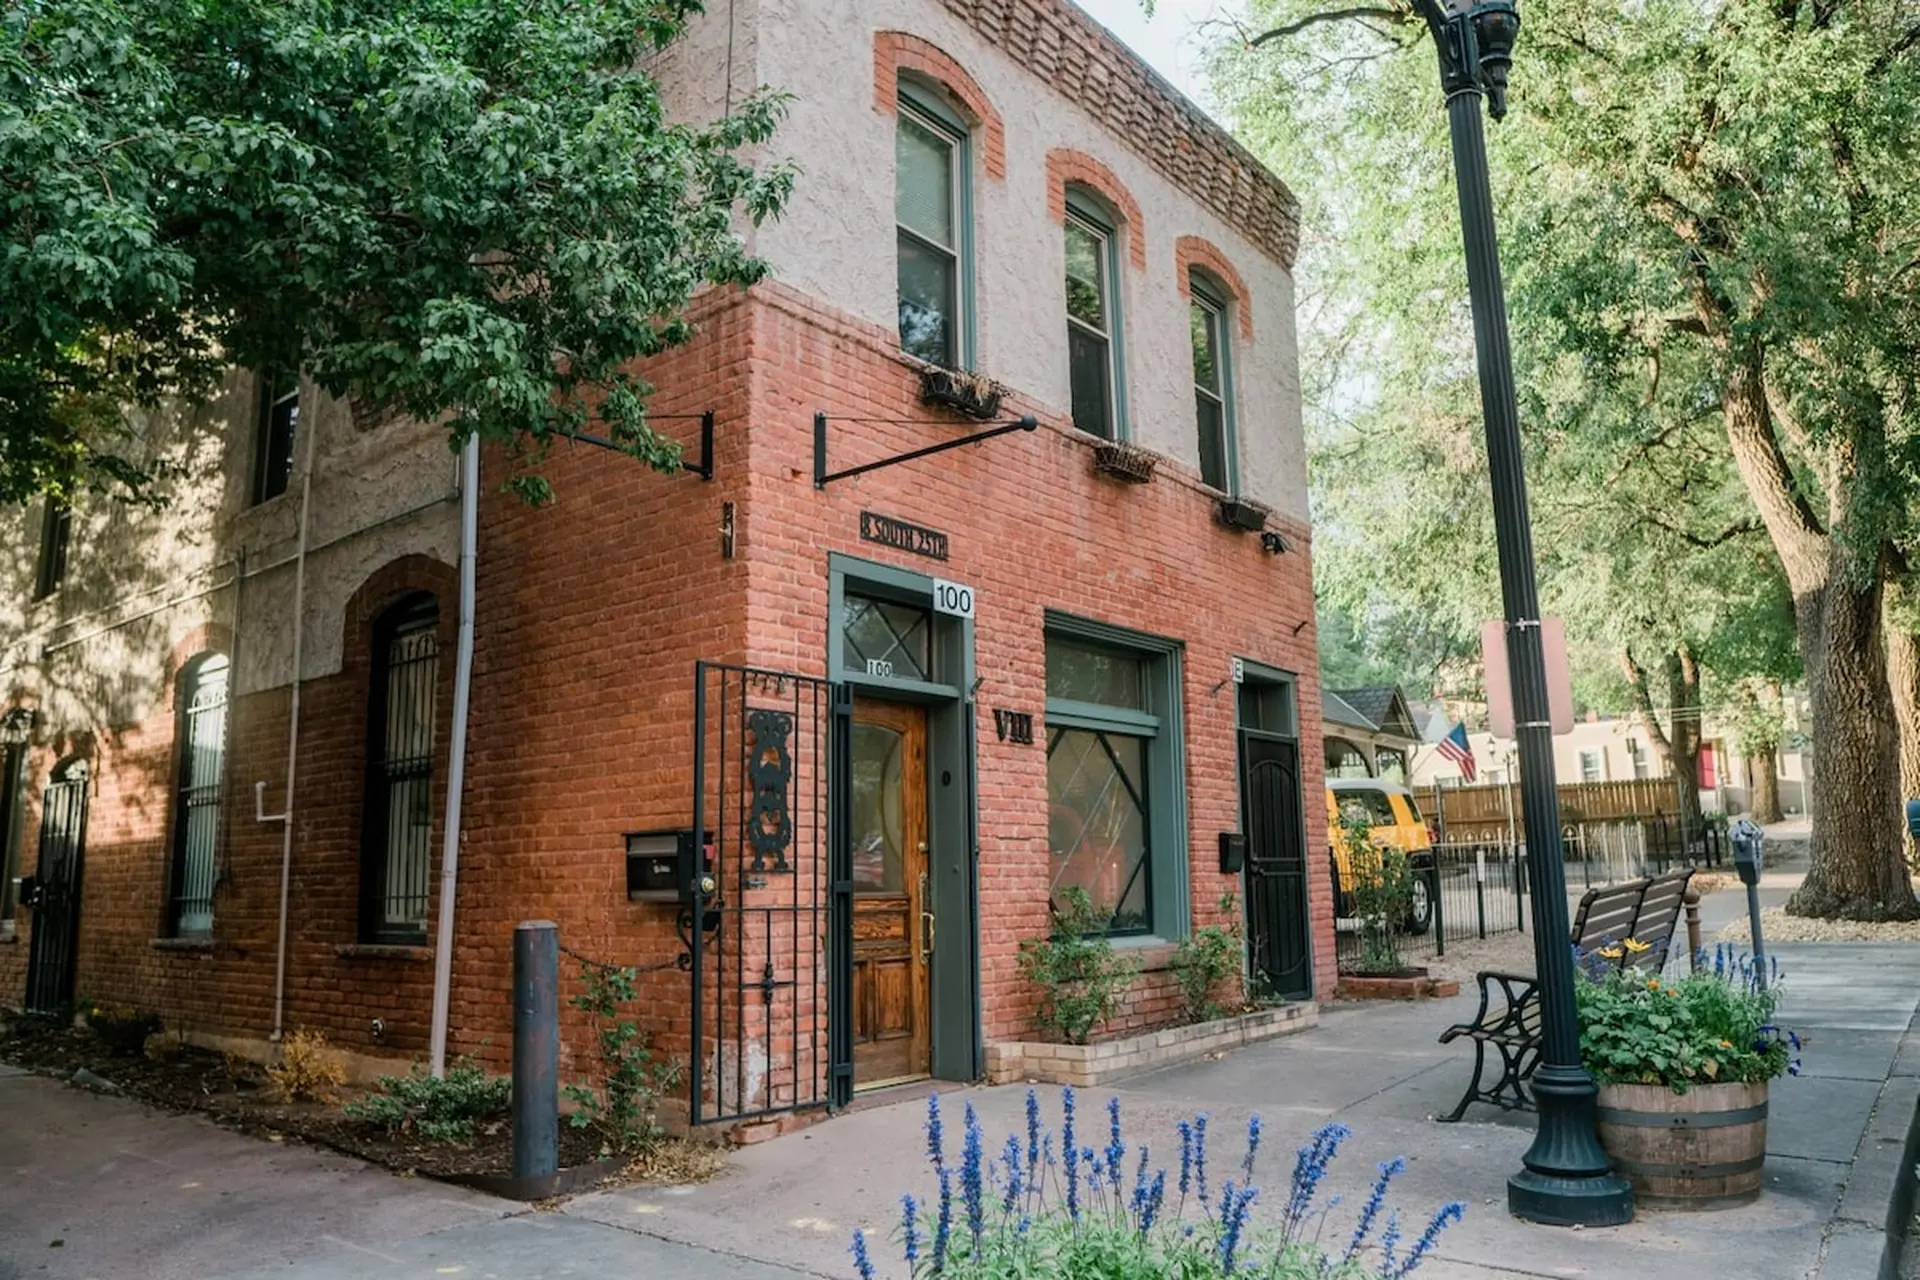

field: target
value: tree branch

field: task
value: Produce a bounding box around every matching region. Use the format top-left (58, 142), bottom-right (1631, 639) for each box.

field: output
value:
top-left (1247, 7), bottom-right (1410, 45)
top-left (1623, 649), bottom-right (1675, 756)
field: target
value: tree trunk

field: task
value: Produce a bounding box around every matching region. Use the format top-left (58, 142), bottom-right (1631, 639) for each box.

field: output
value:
top-left (1713, 345), bottom-right (1915, 920)
top-left (1886, 585), bottom-right (1920, 869)
top-left (1666, 647), bottom-right (1704, 843)
top-left (1749, 744), bottom-right (1784, 824)
top-left (1785, 571), bottom-right (1916, 919)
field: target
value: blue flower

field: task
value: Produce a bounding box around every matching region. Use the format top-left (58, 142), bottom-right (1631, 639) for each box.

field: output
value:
top-left (1392, 1200), bottom-right (1465, 1278)
top-left (962, 1103), bottom-right (986, 1246)
top-left (1001, 1134), bottom-right (1023, 1215)
top-left (1132, 1143), bottom-right (1151, 1219)
top-left (850, 1229), bottom-right (875, 1280)
top-left (925, 1093), bottom-right (945, 1172)
top-left (1283, 1121), bottom-right (1351, 1237)
top-left (1193, 1112), bottom-right (1211, 1205)
top-left (932, 1165), bottom-right (953, 1271)
top-left (1344, 1156), bottom-right (1405, 1263)
top-left (1025, 1087), bottom-right (1042, 1181)
top-left (1105, 1096), bottom-right (1126, 1189)
top-left (1177, 1119), bottom-right (1194, 1197)
top-left (899, 1194), bottom-right (920, 1265)
top-left (1065, 1128), bottom-right (1082, 1222)
top-left (1139, 1169), bottom-right (1166, 1235)
top-left (1217, 1182), bottom-right (1257, 1273)
top-left (1243, 1112), bottom-right (1263, 1177)
top-left (1381, 1209), bottom-right (1402, 1273)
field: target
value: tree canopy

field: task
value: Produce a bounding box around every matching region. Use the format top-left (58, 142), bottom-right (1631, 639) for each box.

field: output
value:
top-left (1, 0), bottom-right (791, 505)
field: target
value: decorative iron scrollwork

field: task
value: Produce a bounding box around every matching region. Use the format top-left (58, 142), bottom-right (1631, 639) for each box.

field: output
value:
top-left (745, 708), bottom-right (795, 873)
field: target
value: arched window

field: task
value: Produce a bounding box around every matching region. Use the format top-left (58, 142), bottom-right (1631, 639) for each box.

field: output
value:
top-left (361, 594), bottom-right (439, 942)
top-left (170, 654), bottom-right (231, 936)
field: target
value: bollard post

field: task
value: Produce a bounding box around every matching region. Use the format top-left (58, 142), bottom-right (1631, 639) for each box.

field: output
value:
top-left (513, 920), bottom-right (560, 1181)
top-left (1683, 887), bottom-right (1701, 972)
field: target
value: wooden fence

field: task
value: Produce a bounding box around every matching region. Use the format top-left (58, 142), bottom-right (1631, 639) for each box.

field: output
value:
top-left (1425, 778), bottom-right (1685, 833)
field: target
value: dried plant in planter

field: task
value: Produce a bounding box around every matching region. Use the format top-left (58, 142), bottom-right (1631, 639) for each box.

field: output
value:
top-left (919, 367), bottom-right (1005, 420)
top-left (1091, 440), bottom-right (1156, 484)
top-left (1215, 496), bottom-right (1272, 532)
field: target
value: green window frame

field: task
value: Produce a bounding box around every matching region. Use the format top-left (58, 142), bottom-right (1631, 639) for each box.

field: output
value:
top-left (1064, 189), bottom-right (1128, 441)
top-left (1189, 275), bottom-right (1237, 493)
top-left (895, 83), bottom-right (976, 370)
top-left (1043, 612), bottom-right (1186, 941)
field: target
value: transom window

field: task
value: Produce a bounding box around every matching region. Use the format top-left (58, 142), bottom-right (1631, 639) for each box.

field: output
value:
top-left (843, 593), bottom-right (932, 683)
top-left (170, 654), bottom-right (230, 937)
top-left (1065, 209), bottom-right (1120, 439)
top-left (896, 96), bottom-right (967, 368)
top-left (363, 595), bottom-right (438, 941)
top-left (254, 373), bottom-right (300, 504)
top-left (1044, 626), bottom-right (1181, 938)
top-left (1190, 288), bottom-right (1234, 491)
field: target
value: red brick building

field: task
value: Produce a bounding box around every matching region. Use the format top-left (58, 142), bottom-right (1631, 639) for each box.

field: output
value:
top-left (1, 0), bottom-right (1331, 1124)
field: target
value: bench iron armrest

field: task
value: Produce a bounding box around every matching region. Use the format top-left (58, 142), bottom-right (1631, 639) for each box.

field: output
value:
top-left (1439, 969), bottom-right (1539, 1043)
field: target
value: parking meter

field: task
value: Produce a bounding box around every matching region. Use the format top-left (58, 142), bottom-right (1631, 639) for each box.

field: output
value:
top-left (1728, 818), bottom-right (1767, 982)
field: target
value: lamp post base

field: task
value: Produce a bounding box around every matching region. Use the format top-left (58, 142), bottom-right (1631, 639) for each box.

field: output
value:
top-left (1508, 1167), bottom-right (1635, 1227)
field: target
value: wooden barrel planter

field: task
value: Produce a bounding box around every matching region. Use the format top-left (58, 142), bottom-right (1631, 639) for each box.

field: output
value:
top-left (1595, 1081), bottom-right (1768, 1209)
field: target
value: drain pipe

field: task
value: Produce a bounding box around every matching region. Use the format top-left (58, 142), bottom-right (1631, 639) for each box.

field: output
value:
top-left (269, 386), bottom-right (321, 1043)
top-left (428, 434), bottom-right (479, 1077)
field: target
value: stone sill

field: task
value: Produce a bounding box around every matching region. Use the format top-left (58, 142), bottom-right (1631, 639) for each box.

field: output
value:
top-left (334, 943), bottom-right (432, 961)
top-left (149, 937), bottom-right (215, 952)
top-left (985, 1002), bottom-right (1320, 1088)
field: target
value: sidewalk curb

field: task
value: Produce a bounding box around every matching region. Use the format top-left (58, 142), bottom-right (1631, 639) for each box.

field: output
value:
top-left (1817, 1010), bottom-right (1920, 1280)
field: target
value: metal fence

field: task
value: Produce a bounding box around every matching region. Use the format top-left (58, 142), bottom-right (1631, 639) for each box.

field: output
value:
top-left (1333, 821), bottom-right (1725, 973)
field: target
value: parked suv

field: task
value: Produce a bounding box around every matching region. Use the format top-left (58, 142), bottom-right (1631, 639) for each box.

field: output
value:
top-left (1326, 778), bottom-right (1436, 935)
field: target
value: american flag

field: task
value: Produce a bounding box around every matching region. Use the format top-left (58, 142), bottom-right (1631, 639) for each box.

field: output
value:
top-left (1437, 721), bottom-right (1478, 782)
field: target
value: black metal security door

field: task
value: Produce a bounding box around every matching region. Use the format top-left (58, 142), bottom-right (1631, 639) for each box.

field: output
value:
top-left (1241, 732), bottom-right (1312, 1001)
top-left (25, 760), bottom-right (89, 1015)
top-left (689, 663), bottom-right (853, 1125)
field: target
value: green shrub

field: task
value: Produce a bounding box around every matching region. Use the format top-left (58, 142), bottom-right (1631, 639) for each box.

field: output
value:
top-left (1340, 811), bottom-right (1412, 976)
top-left (1576, 943), bottom-right (1800, 1091)
top-left (1016, 888), bottom-right (1137, 1045)
top-left (342, 1056), bottom-right (510, 1142)
top-left (564, 958), bottom-right (682, 1155)
top-left (1169, 895), bottom-right (1243, 1023)
top-left (84, 1003), bottom-right (163, 1056)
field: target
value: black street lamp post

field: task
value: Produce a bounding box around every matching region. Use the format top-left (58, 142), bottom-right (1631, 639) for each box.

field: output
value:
top-left (1408, 0), bottom-right (1635, 1227)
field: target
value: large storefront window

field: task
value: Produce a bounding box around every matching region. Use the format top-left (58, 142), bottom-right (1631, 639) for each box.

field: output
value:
top-left (1043, 626), bottom-right (1185, 938)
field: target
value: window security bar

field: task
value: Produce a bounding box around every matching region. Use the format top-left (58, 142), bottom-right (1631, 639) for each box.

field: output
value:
top-left (812, 410), bottom-right (1038, 489)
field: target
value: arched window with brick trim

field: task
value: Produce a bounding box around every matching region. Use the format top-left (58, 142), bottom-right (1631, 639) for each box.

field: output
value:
top-left (169, 652), bottom-right (230, 937)
top-left (1065, 186), bottom-right (1129, 441)
top-left (894, 79), bottom-right (975, 369)
top-left (1188, 267), bottom-right (1238, 493)
top-left (361, 593), bottom-right (439, 942)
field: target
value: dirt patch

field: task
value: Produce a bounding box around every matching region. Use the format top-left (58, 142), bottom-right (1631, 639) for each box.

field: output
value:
top-left (0, 1016), bottom-right (718, 1188)
top-left (1718, 906), bottom-right (1920, 945)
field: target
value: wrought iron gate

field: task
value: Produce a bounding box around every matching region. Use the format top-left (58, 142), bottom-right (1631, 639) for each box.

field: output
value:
top-left (688, 663), bottom-right (852, 1125)
top-left (1241, 731), bottom-right (1312, 1001)
top-left (25, 760), bottom-right (90, 1015)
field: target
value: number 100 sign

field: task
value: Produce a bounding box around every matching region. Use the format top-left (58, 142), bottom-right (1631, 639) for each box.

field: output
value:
top-left (932, 578), bottom-right (975, 619)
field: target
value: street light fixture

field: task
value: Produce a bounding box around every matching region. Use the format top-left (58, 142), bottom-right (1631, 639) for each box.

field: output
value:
top-left (1406, 0), bottom-right (1635, 1227)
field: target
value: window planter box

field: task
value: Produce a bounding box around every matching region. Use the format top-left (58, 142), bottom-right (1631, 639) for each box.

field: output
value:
top-left (984, 1003), bottom-right (1318, 1088)
top-left (1091, 441), bottom-right (1156, 485)
top-left (1215, 497), bottom-right (1271, 533)
top-left (918, 368), bottom-right (1005, 421)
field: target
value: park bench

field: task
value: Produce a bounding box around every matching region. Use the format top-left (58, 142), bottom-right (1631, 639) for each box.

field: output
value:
top-left (1435, 868), bottom-right (1694, 1123)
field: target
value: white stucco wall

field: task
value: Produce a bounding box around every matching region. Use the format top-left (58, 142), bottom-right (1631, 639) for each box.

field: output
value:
top-left (0, 374), bottom-right (458, 744)
top-left (712, 0), bottom-right (1307, 522)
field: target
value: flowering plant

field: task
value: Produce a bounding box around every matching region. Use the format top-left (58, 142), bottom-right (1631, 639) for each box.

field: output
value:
top-left (1574, 942), bottom-right (1801, 1092)
top-left (849, 1088), bottom-right (1464, 1279)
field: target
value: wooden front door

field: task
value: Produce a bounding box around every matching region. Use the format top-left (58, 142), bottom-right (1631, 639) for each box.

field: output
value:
top-left (850, 700), bottom-right (931, 1086)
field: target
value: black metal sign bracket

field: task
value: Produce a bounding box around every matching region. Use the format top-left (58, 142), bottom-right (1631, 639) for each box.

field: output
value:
top-left (813, 411), bottom-right (1039, 489)
top-left (565, 410), bottom-right (715, 480)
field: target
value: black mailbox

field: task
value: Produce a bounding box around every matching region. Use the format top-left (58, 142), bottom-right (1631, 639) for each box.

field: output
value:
top-left (1218, 832), bottom-right (1248, 876)
top-left (626, 829), bottom-right (713, 903)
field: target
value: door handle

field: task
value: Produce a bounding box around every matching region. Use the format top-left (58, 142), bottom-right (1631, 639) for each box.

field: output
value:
top-left (918, 870), bottom-right (935, 962)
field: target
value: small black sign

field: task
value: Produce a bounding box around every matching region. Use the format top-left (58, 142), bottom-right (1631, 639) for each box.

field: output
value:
top-left (860, 511), bottom-right (949, 562)
top-left (993, 709), bottom-right (1034, 745)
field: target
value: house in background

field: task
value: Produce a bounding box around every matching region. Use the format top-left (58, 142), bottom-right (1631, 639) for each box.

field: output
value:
top-left (0, 0), bottom-right (1328, 1133)
top-left (1322, 685), bottom-right (1422, 783)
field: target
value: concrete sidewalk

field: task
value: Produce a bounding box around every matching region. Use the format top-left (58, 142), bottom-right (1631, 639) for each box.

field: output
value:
top-left (5, 938), bottom-right (1915, 1278)
top-left (567, 941), bottom-right (1920, 1280)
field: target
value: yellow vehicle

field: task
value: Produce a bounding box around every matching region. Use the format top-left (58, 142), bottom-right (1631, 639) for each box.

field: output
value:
top-left (1326, 779), bottom-right (1435, 935)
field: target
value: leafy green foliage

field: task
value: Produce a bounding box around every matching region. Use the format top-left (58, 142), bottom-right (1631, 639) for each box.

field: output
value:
top-left (1169, 895), bottom-right (1244, 1024)
top-left (0, 0), bottom-right (792, 503)
top-left (83, 1002), bottom-right (163, 1055)
top-left (1575, 946), bottom-right (1796, 1091)
top-left (564, 958), bottom-right (681, 1156)
top-left (342, 1056), bottom-right (510, 1142)
top-left (1017, 888), bottom-right (1138, 1046)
